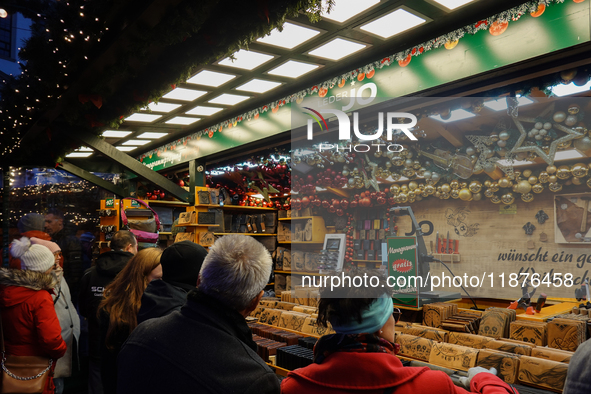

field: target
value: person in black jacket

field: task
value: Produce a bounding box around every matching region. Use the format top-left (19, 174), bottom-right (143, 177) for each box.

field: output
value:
top-left (45, 209), bottom-right (84, 305)
top-left (118, 234), bottom-right (280, 394)
top-left (78, 230), bottom-right (137, 394)
top-left (137, 240), bottom-right (207, 324)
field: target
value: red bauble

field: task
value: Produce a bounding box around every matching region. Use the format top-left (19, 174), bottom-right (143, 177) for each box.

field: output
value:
top-left (340, 199), bottom-right (349, 210)
top-left (160, 192), bottom-right (166, 199)
top-left (336, 209), bottom-right (344, 216)
top-left (321, 200), bottom-right (330, 208)
top-left (349, 201), bottom-right (358, 208)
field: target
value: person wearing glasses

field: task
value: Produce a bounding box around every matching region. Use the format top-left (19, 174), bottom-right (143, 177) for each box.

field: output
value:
top-left (281, 269), bottom-right (517, 394)
top-left (0, 237), bottom-right (67, 394)
top-left (29, 237), bottom-right (80, 394)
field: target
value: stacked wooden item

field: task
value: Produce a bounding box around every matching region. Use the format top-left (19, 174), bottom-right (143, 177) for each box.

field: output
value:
top-left (394, 305), bottom-right (580, 392)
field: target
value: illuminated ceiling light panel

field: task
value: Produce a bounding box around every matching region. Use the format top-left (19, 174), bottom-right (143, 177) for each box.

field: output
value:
top-left (483, 97), bottom-right (534, 111)
top-left (137, 132), bottom-right (168, 139)
top-left (162, 88), bottom-right (207, 101)
top-left (124, 113), bottom-right (162, 122)
top-left (322, 0), bottom-right (380, 23)
top-left (308, 38), bottom-right (366, 61)
top-left (123, 139), bottom-right (151, 146)
top-left (257, 22), bottom-right (320, 49)
top-left (102, 130), bottom-right (132, 138)
top-left (430, 109), bottom-right (476, 123)
top-left (218, 50), bottom-right (274, 70)
top-left (236, 79), bottom-right (282, 93)
top-left (431, 0), bottom-right (475, 10)
top-left (165, 116), bottom-right (200, 125)
top-left (360, 9), bottom-right (426, 39)
top-left (208, 94), bottom-right (250, 105)
top-left (185, 106), bottom-right (224, 116)
top-left (116, 146), bottom-right (137, 152)
top-left (66, 152), bottom-right (93, 158)
top-left (551, 81), bottom-right (591, 97)
top-left (186, 70), bottom-right (236, 87)
top-left (268, 60), bottom-right (319, 78)
top-left (76, 147), bottom-right (93, 152)
top-left (555, 149), bottom-right (585, 161)
top-left (146, 102), bottom-right (182, 113)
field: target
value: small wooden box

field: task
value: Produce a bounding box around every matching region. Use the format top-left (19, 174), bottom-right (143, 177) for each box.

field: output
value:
top-left (429, 342), bottom-right (479, 371)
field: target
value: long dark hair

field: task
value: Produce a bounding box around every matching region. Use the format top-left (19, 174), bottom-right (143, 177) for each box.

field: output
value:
top-left (98, 247), bottom-right (162, 350)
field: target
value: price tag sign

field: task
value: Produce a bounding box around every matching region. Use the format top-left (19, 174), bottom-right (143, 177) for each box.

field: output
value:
top-left (387, 236), bottom-right (419, 308)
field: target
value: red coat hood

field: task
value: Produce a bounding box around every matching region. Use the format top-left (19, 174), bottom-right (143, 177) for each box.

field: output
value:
top-left (0, 268), bottom-right (56, 308)
top-left (287, 352), bottom-right (429, 390)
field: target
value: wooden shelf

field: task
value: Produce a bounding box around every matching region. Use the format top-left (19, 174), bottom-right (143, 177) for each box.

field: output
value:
top-left (288, 216), bottom-right (317, 220)
top-left (176, 224), bottom-right (220, 227)
top-left (291, 241), bottom-right (324, 244)
top-left (352, 259), bottom-right (383, 263)
top-left (221, 205), bottom-right (277, 211)
top-left (274, 270), bottom-right (324, 276)
top-left (194, 204), bottom-right (223, 208)
top-left (278, 218), bottom-right (292, 221)
top-left (159, 232), bottom-right (172, 235)
top-left (214, 233), bottom-right (277, 236)
top-left (147, 200), bottom-right (189, 206)
top-left (278, 241), bottom-right (291, 244)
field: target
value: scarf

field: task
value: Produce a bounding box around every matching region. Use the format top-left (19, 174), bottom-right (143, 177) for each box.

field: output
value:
top-left (313, 333), bottom-right (400, 364)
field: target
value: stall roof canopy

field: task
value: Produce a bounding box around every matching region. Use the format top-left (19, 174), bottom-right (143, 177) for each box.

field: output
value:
top-left (0, 0), bottom-right (588, 169)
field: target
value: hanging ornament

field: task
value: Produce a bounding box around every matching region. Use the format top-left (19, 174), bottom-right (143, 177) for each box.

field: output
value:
top-left (501, 193), bottom-right (515, 205)
top-left (532, 183), bottom-right (544, 193)
top-left (489, 21), bottom-right (509, 36)
top-left (530, 4), bottom-right (545, 17)
top-left (521, 193), bottom-right (534, 203)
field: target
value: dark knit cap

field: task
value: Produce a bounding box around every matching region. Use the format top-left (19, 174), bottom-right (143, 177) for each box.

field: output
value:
top-left (17, 213), bottom-right (45, 233)
top-left (161, 241), bottom-right (208, 291)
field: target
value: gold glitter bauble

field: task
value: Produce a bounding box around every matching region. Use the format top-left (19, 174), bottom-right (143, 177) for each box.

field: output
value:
top-left (521, 193), bottom-right (534, 202)
top-left (425, 185), bottom-right (435, 195)
top-left (532, 183), bottom-right (544, 193)
top-left (498, 177), bottom-right (512, 188)
top-left (549, 175), bottom-right (558, 183)
top-left (450, 180), bottom-right (460, 190)
top-left (408, 181), bottom-right (418, 191)
top-left (538, 172), bottom-right (549, 183)
top-left (441, 183), bottom-right (451, 193)
top-left (522, 169), bottom-right (532, 178)
top-left (398, 193), bottom-right (408, 203)
top-left (546, 165), bottom-right (557, 174)
top-left (484, 180), bottom-right (492, 188)
top-left (469, 181), bottom-right (482, 193)
top-left (528, 176), bottom-right (538, 185)
top-left (501, 193), bottom-right (515, 205)
top-left (549, 182), bottom-right (563, 192)
top-left (484, 188), bottom-right (495, 198)
top-left (451, 190), bottom-right (460, 199)
top-left (390, 185), bottom-right (399, 194)
top-left (490, 195), bottom-right (501, 204)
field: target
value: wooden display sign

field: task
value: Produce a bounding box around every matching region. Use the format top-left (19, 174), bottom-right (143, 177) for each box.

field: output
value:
top-left (395, 334), bottom-right (433, 362)
top-left (476, 349), bottom-right (521, 384)
top-left (387, 236), bottom-right (419, 308)
top-left (517, 356), bottom-right (568, 392)
top-left (428, 342), bottom-right (479, 371)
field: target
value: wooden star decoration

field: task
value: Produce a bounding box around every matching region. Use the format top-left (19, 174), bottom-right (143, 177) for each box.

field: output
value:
top-left (510, 114), bottom-right (584, 165)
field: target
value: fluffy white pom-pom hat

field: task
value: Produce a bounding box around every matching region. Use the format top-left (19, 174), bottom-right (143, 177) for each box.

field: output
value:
top-left (10, 237), bottom-right (55, 272)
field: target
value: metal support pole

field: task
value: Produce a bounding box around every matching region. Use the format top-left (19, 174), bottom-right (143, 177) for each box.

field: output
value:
top-left (2, 166), bottom-right (10, 267)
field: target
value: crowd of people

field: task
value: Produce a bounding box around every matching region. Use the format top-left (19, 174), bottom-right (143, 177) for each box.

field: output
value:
top-left (1, 212), bottom-right (590, 394)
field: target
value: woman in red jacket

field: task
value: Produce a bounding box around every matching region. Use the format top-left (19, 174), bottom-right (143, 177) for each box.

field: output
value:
top-left (281, 269), bottom-right (518, 394)
top-left (0, 237), bottom-right (67, 394)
